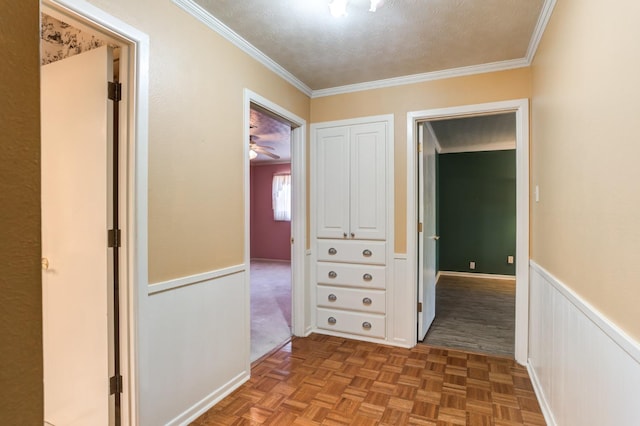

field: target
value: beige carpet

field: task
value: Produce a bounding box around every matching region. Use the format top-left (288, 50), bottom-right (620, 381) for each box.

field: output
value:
top-left (250, 260), bottom-right (292, 362)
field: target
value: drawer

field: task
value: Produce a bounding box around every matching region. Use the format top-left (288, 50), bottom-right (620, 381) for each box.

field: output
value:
top-left (316, 308), bottom-right (385, 338)
top-left (317, 240), bottom-right (386, 265)
top-left (317, 262), bottom-right (386, 289)
top-left (317, 286), bottom-right (385, 314)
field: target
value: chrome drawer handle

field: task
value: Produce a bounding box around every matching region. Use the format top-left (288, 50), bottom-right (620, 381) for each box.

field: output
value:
top-left (362, 297), bottom-right (372, 305)
top-left (328, 271), bottom-right (337, 279)
top-left (328, 317), bottom-right (337, 325)
top-left (363, 273), bottom-right (372, 281)
top-left (343, 232), bottom-right (347, 238)
top-left (362, 249), bottom-right (372, 257)
top-left (328, 248), bottom-right (337, 255)
top-left (328, 293), bottom-right (337, 302)
top-left (362, 321), bottom-right (372, 329)
top-left (350, 232), bottom-right (355, 238)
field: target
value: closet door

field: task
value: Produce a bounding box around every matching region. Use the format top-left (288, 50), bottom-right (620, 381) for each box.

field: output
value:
top-left (316, 126), bottom-right (350, 239)
top-left (349, 122), bottom-right (387, 240)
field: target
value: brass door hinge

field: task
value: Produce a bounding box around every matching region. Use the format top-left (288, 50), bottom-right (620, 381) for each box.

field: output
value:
top-left (418, 302), bottom-right (423, 313)
top-left (418, 222), bottom-right (423, 233)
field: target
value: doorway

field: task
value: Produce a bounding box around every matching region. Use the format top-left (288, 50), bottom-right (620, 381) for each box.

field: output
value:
top-left (243, 91), bottom-right (307, 363)
top-left (408, 99), bottom-right (530, 364)
top-left (40, 2), bottom-right (146, 424)
top-left (248, 104), bottom-right (293, 361)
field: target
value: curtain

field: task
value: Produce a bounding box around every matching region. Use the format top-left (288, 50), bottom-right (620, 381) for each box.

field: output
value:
top-left (272, 173), bottom-right (291, 221)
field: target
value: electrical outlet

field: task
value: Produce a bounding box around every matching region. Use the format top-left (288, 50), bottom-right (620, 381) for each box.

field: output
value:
top-left (469, 261), bottom-right (476, 270)
top-left (508, 255), bottom-right (514, 264)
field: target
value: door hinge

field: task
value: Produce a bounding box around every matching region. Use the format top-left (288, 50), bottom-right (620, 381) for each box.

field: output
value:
top-left (291, 237), bottom-right (294, 245)
top-left (108, 229), bottom-right (121, 248)
top-left (418, 222), bottom-right (423, 233)
top-left (418, 143), bottom-right (423, 153)
top-left (418, 302), bottom-right (423, 313)
top-left (109, 375), bottom-right (123, 395)
top-left (108, 81), bottom-right (122, 102)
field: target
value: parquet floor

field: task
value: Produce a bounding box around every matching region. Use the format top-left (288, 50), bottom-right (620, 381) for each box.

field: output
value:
top-left (192, 334), bottom-right (545, 425)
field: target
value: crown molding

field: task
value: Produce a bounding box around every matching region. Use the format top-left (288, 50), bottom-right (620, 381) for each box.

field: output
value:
top-left (173, 0), bottom-right (557, 100)
top-left (438, 141), bottom-right (516, 154)
top-left (311, 58), bottom-right (530, 98)
top-left (172, 0), bottom-right (313, 97)
top-left (525, 0), bottom-right (557, 63)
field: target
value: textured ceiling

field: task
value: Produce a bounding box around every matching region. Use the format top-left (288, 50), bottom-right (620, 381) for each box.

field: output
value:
top-left (194, 0), bottom-right (545, 90)
top-left (250, 106), bottom-right (291, 164)
top-left (430, 113), bottom-right (516, 153)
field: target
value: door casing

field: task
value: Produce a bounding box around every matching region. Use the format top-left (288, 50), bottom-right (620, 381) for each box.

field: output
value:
top-left (407, 99), bottom-right (530, 364)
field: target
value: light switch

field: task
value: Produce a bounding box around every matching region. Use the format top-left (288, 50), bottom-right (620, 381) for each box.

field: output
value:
top-left (535, 185), bottom-right (540, 202)
top-left (469, 261), bottom-right (476, 270)
top-left (508, 256), bottom-right (514, 264)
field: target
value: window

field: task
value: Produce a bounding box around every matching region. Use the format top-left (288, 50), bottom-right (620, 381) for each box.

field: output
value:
top-left (272, 173), bottom-right (291, 221)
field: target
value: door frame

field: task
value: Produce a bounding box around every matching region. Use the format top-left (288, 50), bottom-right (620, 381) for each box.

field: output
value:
top-left (243, 90), bottom-right (307, 340)
top-left (406, 99), bottom-right (530, 364)
top-left (42, 1), bottom-right (149, 424)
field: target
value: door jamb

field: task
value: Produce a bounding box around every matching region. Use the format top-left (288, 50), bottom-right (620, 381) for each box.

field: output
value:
top-left (42, 1), bottom-right (150, 424)
top-left (242, 90), bottom-right (307, 361)
top-left (406, 99), bottom-right (530, 364)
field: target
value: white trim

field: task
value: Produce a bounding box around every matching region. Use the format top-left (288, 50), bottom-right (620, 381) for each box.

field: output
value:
top-left (42, 2), bottom-right (149, 425)
top-left (438, 271), bottom-right (516, 281)
top-left (312, 58), bottom-right (529, 98)
top-left (147, 265), bottom-right (245, 295)
top-left (172, 0), bottom-right (312, 97)
top-left (424, 123), bottom-right (442, 153)
top-left (243, 90), bottom-right (307, 344)
top-left (406, 99), bottom-right (529, 364)
top-left (250, 258), bottom-right (291, 263)
top-left (438, 141), bottom-right (516, 154)
top-left (526, 362), bottom-right (557, 426)
top-left (165, 371), bottom-right (250, 426)
top-left (393, 253), bottom-right (408, 260)
top-left (530, 260), bottom-right (640, 363)
top-left (525, 0), bottom-right (558, 63)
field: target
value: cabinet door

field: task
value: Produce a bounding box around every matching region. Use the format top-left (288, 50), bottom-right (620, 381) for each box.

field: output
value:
top-left (316, 126), bottom-right (351, 238)
top-left (350, 122), bottom-right (387, 240)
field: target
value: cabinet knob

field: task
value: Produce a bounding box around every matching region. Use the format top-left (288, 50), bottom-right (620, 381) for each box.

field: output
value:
top-left (328, 248), bottom-right (337, 255)
top-left (363, 273), bottom-right (372, 281)
top-left (328, 293), bottom-right (337, 302)
top-left (328, 317), bottom-right (337, 325)
top-left (328, 271), bottom-right (337, 278)
top-left (350, 232), bottom-right (355, 238)
top-left (362, 249), bottom-right (372, 257)
top-left (362, 321), bottom-right (372, 330)
top-left (362, 297), bottom-right (372, 305)
top-left (343, 232), bottom-right (347, 238)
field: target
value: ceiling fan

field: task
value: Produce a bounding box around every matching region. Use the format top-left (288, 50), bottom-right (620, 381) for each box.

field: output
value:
top-left (249, 132), bottom-right (280, 160)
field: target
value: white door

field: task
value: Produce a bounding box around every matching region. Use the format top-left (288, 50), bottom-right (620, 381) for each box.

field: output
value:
top-left (42, 46), bottom-right (113, 426)
top-left (417, 123), bottom-right (437, 340)
top-left (350, 122), bottom-right (387, 240)
top-left (315, 126), bottom-right (351, 239)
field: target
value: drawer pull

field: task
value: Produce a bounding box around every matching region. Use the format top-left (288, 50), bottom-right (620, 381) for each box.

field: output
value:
top-left (362, 321), bottom-right (372, 330)
top-left (328, 316), bottom-right (337, 325)
top-left (328, 248), bottom-right (337, 255)
top-left (328, 293), bottom-right (337, 302)
top-left (328, 271), bottom-right (337, 279)
top-left (362, 249), bottom-right (372, 257)
top-left (351, 232), bottom-right (355, 238)
top-left (343, 232), bottom-right (347, 238)
top-left (362, 297), bottom-right (372, 305)
top-left (363, 273), bottom-right (373, 281)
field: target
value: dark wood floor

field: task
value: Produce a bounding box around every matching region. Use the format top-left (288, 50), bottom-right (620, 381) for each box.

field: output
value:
top-left (423, 275), bottom-right (516, 358)
top-left (192, 334), bottom-right (545, 425)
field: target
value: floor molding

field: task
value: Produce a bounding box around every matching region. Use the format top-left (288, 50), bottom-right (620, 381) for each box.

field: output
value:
top-left (438, 270), bottom-right (516, 280)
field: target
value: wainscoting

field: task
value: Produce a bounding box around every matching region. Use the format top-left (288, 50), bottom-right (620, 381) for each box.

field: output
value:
top-left (528, 261), bottom-right (640, 425)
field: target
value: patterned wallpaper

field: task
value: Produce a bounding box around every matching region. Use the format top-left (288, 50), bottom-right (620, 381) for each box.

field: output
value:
top-left (41, 13), bottom-right (117, 65)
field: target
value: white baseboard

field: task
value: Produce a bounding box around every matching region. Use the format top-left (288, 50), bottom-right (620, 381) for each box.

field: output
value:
top-left (438, 270), bottom-right (516, 280)
top-left (250, 258), bottom-right (291, 263)
top-left (168, 371), bottom-right (250, 426)
top-left (528, 260), bottom-right (640, 425)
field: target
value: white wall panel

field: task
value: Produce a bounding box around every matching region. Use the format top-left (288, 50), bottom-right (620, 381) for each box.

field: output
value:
top-left (528, 261), bottom-right (640, 426)
top-left (141, 270), bottom-right (249, 426)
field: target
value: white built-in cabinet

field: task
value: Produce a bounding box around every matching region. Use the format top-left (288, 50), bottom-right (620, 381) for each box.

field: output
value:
top-left (312, 115), bottom-right (393, 343)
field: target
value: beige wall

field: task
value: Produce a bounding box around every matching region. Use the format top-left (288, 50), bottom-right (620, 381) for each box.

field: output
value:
top-left (311, 68), bottom-right (532, 253)
top-left (531, 0), bottom-right (640, 340)
top-left (0, 0), bottom-right (43, 423)
top-left (87, 0), bottom-right (311, 283)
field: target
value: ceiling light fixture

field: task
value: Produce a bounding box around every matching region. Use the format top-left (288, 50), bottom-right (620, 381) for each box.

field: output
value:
top-left (249, 149), bottom-right (257, 160)
top-left (369, 0), bottom-right (382, 12)
top-left (329, 0), bottom-right (382, 17)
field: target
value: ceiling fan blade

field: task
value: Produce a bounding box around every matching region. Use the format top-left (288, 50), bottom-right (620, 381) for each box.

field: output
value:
top-left (254, 149), bottom-right (280, 159)
top-left (254, 144), bottom-right (275, 151)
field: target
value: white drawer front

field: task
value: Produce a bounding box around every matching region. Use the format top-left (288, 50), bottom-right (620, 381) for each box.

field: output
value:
top-left (317, 286), bottom-right (385, 314)
top-left (316, 240), bottom-right (386, 265)
top-left (317, 263), bottom-right (386, 289)
top-left (316, 308), bottom-right (386, 338)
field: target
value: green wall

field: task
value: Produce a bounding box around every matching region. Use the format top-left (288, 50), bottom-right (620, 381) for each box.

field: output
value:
top-left (438, 150), bottom-right (516, 275)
